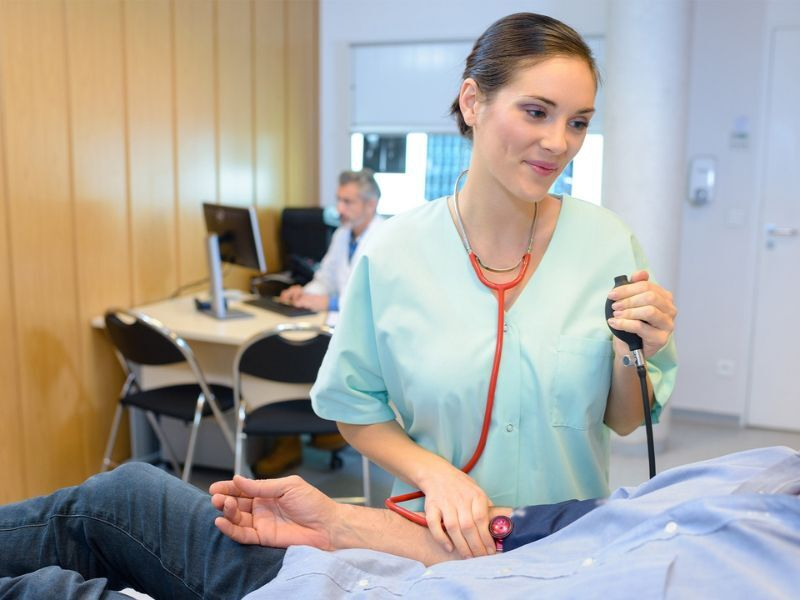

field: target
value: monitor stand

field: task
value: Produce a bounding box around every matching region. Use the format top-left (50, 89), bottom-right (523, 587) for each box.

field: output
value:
top-left (200, 233), bottom-right (252, 320)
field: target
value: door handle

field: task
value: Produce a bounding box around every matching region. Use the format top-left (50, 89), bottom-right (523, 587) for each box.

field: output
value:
top-left (766, 224), bottom-right (798, 237)
top-left (765, 223), bottom-right (798, 249)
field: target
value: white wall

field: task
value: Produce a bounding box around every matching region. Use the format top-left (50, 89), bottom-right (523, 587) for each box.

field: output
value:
top-left (319, 0), bottom-right (799, 420)
top-left (671, 0), bottom-right (800, 417)
top-left (319, 0), bottom-right (607, 205)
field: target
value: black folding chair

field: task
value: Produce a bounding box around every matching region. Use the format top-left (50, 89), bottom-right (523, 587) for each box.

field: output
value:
top-left (233, 323), bottom-right (371, 505)
top-left (102, 309), bottom-right (235, 482)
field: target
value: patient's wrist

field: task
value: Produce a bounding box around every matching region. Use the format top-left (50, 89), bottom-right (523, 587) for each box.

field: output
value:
top-left (329, 503), bottom-right (367, 551)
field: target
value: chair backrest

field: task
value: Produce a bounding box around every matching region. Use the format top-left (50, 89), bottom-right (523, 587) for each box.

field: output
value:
top-left (281, 207), bottom-right (334, 263)
top-left (237, 324), bottom-right (332, 384)
top-left (281, 208), bottom-right (335, 284)
top-left (104, 310), bottom-right (186, 366)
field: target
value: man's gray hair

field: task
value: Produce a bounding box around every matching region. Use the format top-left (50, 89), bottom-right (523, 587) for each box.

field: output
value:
top-left (339, 169), bottom-right (381, 201)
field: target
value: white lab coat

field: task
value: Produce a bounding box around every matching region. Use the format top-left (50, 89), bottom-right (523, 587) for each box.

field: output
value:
top-left (302, 216), bottom-right (384, 308)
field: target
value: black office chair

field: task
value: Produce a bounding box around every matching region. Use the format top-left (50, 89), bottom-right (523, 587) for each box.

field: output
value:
top-left (101, 309), bottom-right (235, 482)
top-left (250, 207), bottom-right (336, 296)
top-left (233, 323), bottom-right (371, 505)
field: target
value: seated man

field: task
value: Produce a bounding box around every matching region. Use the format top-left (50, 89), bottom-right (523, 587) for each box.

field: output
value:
top-left (278, 168), bottom-right (383, 313)
top-left (1, 446), bottom-right (798, 599)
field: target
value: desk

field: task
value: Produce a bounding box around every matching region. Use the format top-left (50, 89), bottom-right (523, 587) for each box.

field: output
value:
top-left (97, 295), bottom-right (331, 470)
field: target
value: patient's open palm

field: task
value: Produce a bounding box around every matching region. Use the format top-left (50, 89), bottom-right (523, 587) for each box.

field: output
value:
top-left (210, 474), bottom-right (336, 550)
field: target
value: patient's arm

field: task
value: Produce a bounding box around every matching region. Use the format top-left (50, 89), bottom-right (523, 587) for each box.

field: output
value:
top-left (210, 474), bottom-right (512, 566)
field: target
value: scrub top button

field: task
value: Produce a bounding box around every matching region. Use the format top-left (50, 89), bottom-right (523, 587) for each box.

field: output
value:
top-left (506, 424), bottom-right (514, 432)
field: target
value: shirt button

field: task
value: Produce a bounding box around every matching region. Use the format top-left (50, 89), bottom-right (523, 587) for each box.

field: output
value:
top-left (503, 323), bottom-right (509, 332)
top-left (664, 521), bottom-right (678, 534)
top-left (358, 579), bottom-right (369, 587)
top-left (582, 558), bottom-right (594, 567)
top-left (423, 569), bottom-right (434, 577)
top-left (506, 424), bottom-right (514, 432)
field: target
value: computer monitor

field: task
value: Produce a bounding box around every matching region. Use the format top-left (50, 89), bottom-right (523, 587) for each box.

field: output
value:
top-left (201, 202), bottom-right (267, 319)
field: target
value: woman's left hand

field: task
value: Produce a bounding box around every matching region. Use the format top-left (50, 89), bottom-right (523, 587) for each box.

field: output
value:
top-left (606, 270), bottom-right (677, 358)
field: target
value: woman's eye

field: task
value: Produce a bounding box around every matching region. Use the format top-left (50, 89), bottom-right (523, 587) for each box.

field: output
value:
top-left (526, 108), bottom-right (546, 119)
top-left (570, 120), bottom-right (589, 131)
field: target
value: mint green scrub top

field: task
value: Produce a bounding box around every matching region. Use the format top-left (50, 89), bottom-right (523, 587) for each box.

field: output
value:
top-left (311, 196), bottom-right (678, 509)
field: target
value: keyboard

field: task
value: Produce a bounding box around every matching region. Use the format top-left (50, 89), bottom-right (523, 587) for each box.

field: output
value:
top-left (243, 296), bottom-right (318, 317)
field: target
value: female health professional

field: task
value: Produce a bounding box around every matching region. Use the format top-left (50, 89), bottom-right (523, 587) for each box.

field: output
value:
top-left (311, 13), bottom-right (678, 561)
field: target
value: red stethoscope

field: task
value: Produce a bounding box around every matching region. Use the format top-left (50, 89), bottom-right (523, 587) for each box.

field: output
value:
top-left (385, 172), bottom-right (538, 526)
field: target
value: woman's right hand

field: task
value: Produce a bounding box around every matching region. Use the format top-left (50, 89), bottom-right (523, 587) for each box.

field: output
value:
top-left (418, 462), bottom-right (496, 558)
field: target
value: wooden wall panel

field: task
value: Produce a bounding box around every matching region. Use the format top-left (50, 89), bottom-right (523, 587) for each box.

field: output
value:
top-left (254, 0), bottom-right (286, 271)
top-left (65, 0), bottom-right (131, 467)
top-left (0, 0), bottom-right (88, 495)
top-left (216, 0), bottom-right (255, 290)
top-left (174, 0), bottom-right (217, 287)
top-left (217, 0), bottom-right (254, 207)
top-left (285, 0), bottom-right (319, 207)
top-left (0, 0), bottom-right (318, 500)
top-left (0, 40), bottom-right (27, 503)
top-left (124, 0), bottom-right (177, 305)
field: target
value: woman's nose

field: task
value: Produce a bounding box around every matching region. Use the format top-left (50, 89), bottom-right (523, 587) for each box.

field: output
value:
top-left (539, 122), bottom-right (568, 155)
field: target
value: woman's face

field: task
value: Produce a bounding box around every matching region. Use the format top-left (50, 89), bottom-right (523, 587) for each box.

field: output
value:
top-left (465, 56), bottom-right (596, 202)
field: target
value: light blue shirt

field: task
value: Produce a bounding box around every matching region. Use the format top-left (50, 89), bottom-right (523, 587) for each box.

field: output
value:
top-left (311, 196), bottom-right (678, 508)
top-left (245, 446), bottom-right (800, 599)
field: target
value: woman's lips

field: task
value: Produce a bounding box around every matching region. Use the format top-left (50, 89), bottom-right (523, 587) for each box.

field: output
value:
top-left (525, 160), bottom-right (559, 176)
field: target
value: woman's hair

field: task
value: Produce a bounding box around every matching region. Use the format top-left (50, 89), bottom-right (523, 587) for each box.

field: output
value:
top-left (450, 13), bottom-right (599, 140)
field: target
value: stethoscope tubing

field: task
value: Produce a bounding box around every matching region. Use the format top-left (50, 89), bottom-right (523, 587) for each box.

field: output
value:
top-left (384, 252), bottom-right (531, 527)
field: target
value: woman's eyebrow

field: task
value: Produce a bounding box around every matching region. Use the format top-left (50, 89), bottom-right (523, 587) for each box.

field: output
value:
top-left (521, 95), bottom-right (595, 115)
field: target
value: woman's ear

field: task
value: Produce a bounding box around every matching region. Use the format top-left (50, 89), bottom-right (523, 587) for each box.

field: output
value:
top-left (458, 78), bottom-right (480, 128)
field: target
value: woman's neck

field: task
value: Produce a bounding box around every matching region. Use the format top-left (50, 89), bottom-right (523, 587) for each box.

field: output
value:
top-left (456, 167), bottom-right (544, 260)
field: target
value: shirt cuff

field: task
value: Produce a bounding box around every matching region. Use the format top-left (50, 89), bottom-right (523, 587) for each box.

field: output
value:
top-left (503, 499), bottom-right (599, 552)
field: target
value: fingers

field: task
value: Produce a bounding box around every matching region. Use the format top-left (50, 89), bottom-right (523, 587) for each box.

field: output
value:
top-left (293, 295), bottom-right (313, 309)
top-left (231, 473), bottom-right (305, 500)
top-left (209, 479), bottom-right (253, 513)
top-left (213, 495), bottom-right (261, 545)
top-left (210, 475), bottom-right (304, 511)
top-left (425, 506), bottom-right (454, 554)
top-left (209, 479), bottom-right (246, 496)
top-left (210, 490), bottom-right (253, 513)
top-left (607, 274), bottom-right (677, 344)
top-left (214, 516), bottom-right (261, 545)
top-left (612, 304), bottom-right (673, 331)
top-left (279, 286), bottom-right (302, 304)
top-left (449, 500), bottom-right (494, 558)
top-left (431, 503), bottom-right (494, 559)
top-left (611, 291), bottom-right (676, 320)
top-left (472, 497), bottom-right (496, 554)
top-left (606, 317), bottom-right (671, 354)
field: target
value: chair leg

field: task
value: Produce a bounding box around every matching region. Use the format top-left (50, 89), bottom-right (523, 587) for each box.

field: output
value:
top-left (234, 403), bottom-right (246, 476)
top-left (205, 394), bottom-right (235, 451)
top-left (100, 405), bottom-right (125, 472)
top-left (145, 411), bottom-right (182, 476)
top-left (361, 455), bottom-right (372, 507)
top-left (182, 395), bottom-right (205, 482)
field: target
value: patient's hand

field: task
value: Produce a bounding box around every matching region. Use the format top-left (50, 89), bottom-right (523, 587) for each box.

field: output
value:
top-left (210, 474), bottom-right (338, 550)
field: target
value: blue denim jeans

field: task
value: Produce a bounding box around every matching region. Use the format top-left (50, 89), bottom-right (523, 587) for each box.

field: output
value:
top-left (0, 463), bottom-right (285, 599)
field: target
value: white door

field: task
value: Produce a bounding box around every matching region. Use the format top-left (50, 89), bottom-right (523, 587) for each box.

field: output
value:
top-left (746, 29), bottom-right (800, 431)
